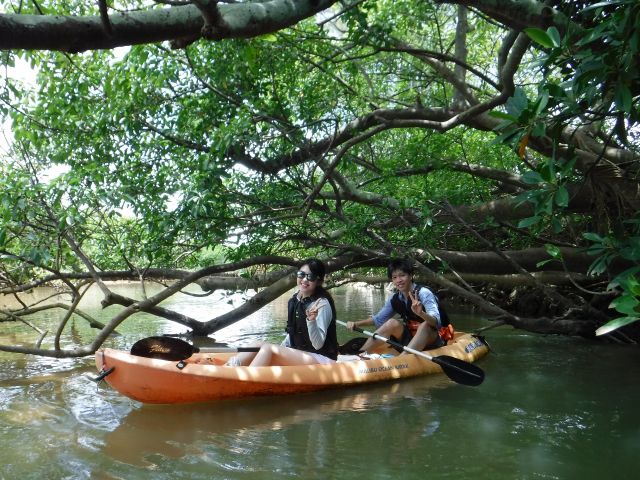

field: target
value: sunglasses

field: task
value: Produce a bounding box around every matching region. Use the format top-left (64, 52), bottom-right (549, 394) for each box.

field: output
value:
top-left (296, 270), bottom-right (319, 281)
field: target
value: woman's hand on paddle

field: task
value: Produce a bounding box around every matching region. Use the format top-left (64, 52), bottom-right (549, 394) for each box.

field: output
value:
top-left (409, 291), bottom-right (423, 317)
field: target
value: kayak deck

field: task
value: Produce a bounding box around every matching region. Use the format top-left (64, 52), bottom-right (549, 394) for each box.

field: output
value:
top-left (95, 332), bottom-right (488, 404)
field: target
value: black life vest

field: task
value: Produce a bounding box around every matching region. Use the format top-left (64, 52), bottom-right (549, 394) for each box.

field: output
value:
top-left (285, 293), bottom-right (338, 360)
top-left (389, 284), bottom-right (449, 327)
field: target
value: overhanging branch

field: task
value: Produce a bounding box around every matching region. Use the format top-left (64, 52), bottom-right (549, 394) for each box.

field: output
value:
top-left (0, 0), bottom-right (339, 52)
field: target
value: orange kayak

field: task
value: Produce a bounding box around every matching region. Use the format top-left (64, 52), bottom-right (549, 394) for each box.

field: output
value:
top-left (95, 332), bottom-right (489, 404)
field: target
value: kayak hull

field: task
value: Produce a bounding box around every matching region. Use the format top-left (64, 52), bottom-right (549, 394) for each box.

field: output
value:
top-left (95, 333), bottom-right (488, 404)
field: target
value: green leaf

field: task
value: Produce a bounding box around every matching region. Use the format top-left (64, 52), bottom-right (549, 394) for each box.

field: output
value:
top-left (583, 232), bottom-right (605, 243)
top-left (536, 258), bottom-right (554, 268)
top-left (610, 295), bottom-right (640, 316)
top-left (588, 255), bottom-right (609, 276)
top-left (524, 28), bottom-right (554, 48)
top-left (259, 33), bottom-right (278, 42)
top-left (535, 89), bottom-right (550, 115)
top-left (544, 244), bottom-right (562, 259)
top-left (585, 245), bottom-right (607, 256)
top-left (614, 83), bottom-right (632, 112)
top-left (521, 171), bottom-right (544, 185)
top-left (518, 216), bottom-right (541, 228)
top-left (627, 276), bottom-right (640, 296)
top-left (581, 1), bottom-right (625, 14)
top-left (619, 243), bottom-right (640, 262)
top-left (492, 128), bottom-right (521, 145)
top-left (488, 110), bottom-right (518, 121)
top-left (595, 316), bottom-right (640, 336)
top-left (607, 269), bottom-right (640, 290)
top-left (506, 88), bottom-right (529, 117)
top-left (542, 196), bottom-right (553, 214)
top-left (554, 186), bottom-right (569, 207)
top-left (531, 122), bottom-right (547, 137)
top-left (547, 27), bottom-right (561, 48)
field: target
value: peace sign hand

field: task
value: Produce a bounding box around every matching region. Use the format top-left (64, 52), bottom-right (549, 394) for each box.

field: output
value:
top-left (409, 291), bottom-right (423, 316)
top-left (306, 299), bottom-right (322, 321)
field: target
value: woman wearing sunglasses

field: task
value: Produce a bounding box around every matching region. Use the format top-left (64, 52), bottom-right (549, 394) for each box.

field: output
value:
top-left (226, 258), bottom-right (338, 367)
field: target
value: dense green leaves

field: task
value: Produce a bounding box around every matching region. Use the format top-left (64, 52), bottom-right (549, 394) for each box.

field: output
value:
top-left (497, 1), bottom-right (640, 332)
top-left (1, 1), bottom-right (639, 339)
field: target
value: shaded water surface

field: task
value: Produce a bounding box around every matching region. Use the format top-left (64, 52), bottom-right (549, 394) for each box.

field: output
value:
top-left (1, 283), bottom-right (638, 479)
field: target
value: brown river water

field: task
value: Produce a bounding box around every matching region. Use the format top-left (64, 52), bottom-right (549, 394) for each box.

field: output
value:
top-left (1, 283), bottom-right (638, 479)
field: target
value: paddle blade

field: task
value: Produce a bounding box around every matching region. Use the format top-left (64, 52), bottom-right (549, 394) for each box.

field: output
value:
top-left (338, 337), bottom-right (367, 354)
top-left (432, 355), bottom-right (485, 386)
top-left (130, 336), bottom-right (197, 361)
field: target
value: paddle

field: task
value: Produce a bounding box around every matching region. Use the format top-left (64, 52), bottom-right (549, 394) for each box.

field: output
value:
top-left (130, 336), bottom-right (260, 361)
top-left (131, 335), bottom-right (371, 362)
top-left (336, 320), bottom-right (485, 387)
top-left (338, 336), bottom-right (367, 354)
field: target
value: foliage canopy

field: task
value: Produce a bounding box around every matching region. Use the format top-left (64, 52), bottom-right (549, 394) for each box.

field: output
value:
top-left (0, 0), bottom-right (639, 356)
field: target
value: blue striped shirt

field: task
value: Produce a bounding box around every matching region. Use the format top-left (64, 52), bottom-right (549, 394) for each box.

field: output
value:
top-left (372, 284), bottom-right (441, 328)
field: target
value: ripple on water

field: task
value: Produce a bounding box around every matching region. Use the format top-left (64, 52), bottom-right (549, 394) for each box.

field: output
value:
top-left (64, 369), bottom-right (135, 431)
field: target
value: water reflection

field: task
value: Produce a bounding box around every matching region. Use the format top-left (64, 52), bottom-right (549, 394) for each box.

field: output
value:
top-left (2, 285), bottom-right (640, 479)
top-left (101, 375), bottom-right (451, 469)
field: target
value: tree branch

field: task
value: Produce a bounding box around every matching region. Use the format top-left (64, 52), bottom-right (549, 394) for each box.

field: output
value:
top-left (0, 0), bottom-right (339, 52)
